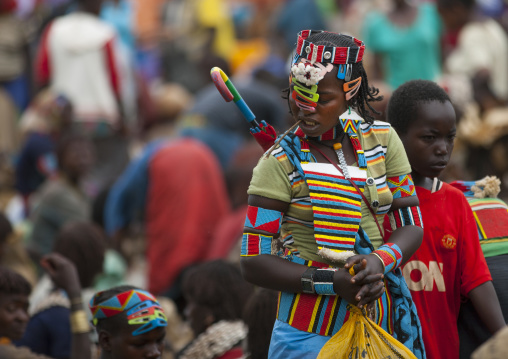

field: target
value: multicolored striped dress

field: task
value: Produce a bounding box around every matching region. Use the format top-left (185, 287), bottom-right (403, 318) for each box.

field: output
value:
top-left (248, 119), bottom-right (425, 358)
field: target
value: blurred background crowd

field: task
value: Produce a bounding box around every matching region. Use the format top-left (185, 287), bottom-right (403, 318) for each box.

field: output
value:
top-left (0, 0), bottom-right (507, 357)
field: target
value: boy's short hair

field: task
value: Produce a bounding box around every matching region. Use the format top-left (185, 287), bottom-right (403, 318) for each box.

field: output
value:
top-left (387, 80), bottom-right (451, 134)
top-left (0, 267), bottom-right (31, 297)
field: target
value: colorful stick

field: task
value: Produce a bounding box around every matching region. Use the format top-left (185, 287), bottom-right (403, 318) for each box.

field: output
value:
top-left (210, 67), bottom-right (259, 128)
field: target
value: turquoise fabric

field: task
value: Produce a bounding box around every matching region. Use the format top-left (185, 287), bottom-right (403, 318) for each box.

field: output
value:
top-left (363, 3), bottom-right (442, 90)
top-left (268, 319), bottom-right (330, 359)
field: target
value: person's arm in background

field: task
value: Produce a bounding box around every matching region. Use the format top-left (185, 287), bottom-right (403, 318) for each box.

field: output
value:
top-left (40, 253), bottom-right (91, 359)
top-left (460, 195), bottom-right (506, 334)
top-left (104, 141), bottom-right (164, 250)
top-left (469, 282), bottom-right (506, 334)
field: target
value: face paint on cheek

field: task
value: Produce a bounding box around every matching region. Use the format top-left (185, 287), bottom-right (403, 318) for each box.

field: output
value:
top-left (290, 60), bottom-right (334, 112)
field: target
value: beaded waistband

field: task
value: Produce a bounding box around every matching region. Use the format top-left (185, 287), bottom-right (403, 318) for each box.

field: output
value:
top-left (276, 254), bottom-right (348, 336)
top-left (277, 253), bottom-right (394, 336)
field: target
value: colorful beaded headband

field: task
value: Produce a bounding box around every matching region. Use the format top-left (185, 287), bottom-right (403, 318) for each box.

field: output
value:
top-left (295, 30), bottom-right (365, 65)
top-left (89, 289), bottom-right (167, 336)
top-left (290, 30), bottom-right (365, 111)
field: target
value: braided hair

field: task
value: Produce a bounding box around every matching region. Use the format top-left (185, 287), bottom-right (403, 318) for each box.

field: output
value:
top-left (283, 31), bottom-right (383, 123)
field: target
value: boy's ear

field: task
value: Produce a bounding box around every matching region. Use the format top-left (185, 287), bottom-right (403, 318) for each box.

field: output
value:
top-left (98, 330), bottom-right (113, 352)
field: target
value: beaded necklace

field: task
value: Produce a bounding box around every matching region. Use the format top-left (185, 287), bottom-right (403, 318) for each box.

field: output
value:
top-left (292, 110), bottom-right (368, 262)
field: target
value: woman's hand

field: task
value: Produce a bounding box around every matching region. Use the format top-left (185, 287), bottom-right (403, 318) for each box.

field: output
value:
top-left (355, 280), bottom-right (385, 307)
top-left (40, 253), bottom-right (82, 299)
top-left (344, 255), bottom-right (385, 306)
top-left (333, 269), bottom-right (363, 305)
top-left (345, 255), bottom-right (384, 285)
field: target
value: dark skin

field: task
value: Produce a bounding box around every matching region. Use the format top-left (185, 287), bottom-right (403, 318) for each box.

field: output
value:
top-left (40, 253), bottom-right (92, 359)
top-left (60, 139), bottom-right (95, 185)
top-left (78, 0), bottom-right (104, 16)
top-left (398, 99), bottom-right (506, 334)
top-left (99, 319), bottom-right (166, 359)
top-left (242, 66), bottom-right (423, 307)
top-left (0, 294), bottom-right (29, 341)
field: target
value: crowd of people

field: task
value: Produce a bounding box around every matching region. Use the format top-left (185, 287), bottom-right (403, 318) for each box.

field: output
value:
top-left (0, 0), bottom-right (508, 358)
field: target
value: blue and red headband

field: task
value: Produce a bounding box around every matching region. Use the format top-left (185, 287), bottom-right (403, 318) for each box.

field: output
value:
top-left (89, 289), bottom-right (167, 336)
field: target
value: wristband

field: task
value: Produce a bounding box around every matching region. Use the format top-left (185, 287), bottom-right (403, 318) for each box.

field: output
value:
top-left (388, 206), bottom-right (423, 230)
top-left (313, 268), bottom-right (337, 295)
top-left (241, 233), bottom-right (273, 256)
top-left (301, 267), bottom-right (317, 294)
top-left (70, 310), bottom-right (90, 334)
top-left (244, 206), bottom-right (283, 234)
top-left (373, 243), bottom-right (402, 274)
top-left (387, 174), bottom-right (416, 199)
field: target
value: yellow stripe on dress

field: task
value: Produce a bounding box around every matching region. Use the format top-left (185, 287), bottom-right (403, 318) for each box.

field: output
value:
top-left (314, 220), bottom-right (359, 229)
top-left (308, 296), bottom-right (323, 332)
top-left (310, 193), bottom-right (361, 205)
top-left (289, 294), bottom-right (301, 324)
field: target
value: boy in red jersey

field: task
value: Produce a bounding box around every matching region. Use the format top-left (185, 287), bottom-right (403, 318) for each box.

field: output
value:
top-left (386, 79), bottom-right (506, 359)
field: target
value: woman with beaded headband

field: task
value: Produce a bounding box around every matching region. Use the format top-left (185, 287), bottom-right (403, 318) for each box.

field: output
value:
top-left (241, 30), bottom-right (426, 358)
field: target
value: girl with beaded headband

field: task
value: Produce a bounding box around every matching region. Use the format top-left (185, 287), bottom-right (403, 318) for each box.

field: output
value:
top-left (241, 30), bottom-right (426, 358)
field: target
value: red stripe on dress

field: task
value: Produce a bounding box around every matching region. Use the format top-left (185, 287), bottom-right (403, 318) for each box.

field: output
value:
top-left (319, 297), bottom-right (337, 336)
top-left (291, 294), bottom-right (315, 329)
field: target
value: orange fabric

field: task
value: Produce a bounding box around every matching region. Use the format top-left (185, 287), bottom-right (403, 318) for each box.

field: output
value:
top-left (146, 139), bottom-right (230, 294)
top-left (133, 0), bottom-right (164, 40)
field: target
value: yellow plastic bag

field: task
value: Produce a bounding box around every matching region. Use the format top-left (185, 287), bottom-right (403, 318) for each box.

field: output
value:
top-left (317, 305), bottom-right (417, 359)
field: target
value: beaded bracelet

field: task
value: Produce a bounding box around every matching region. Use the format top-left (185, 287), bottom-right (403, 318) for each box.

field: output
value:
top-left (301, 267), bottom-right (337, 295)
top-left (70, 310), bottom-right (90, 334)
top-left (313, 268), bottom-right (337, 295)
top-left (372, 243), bottom-right (403, 275)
